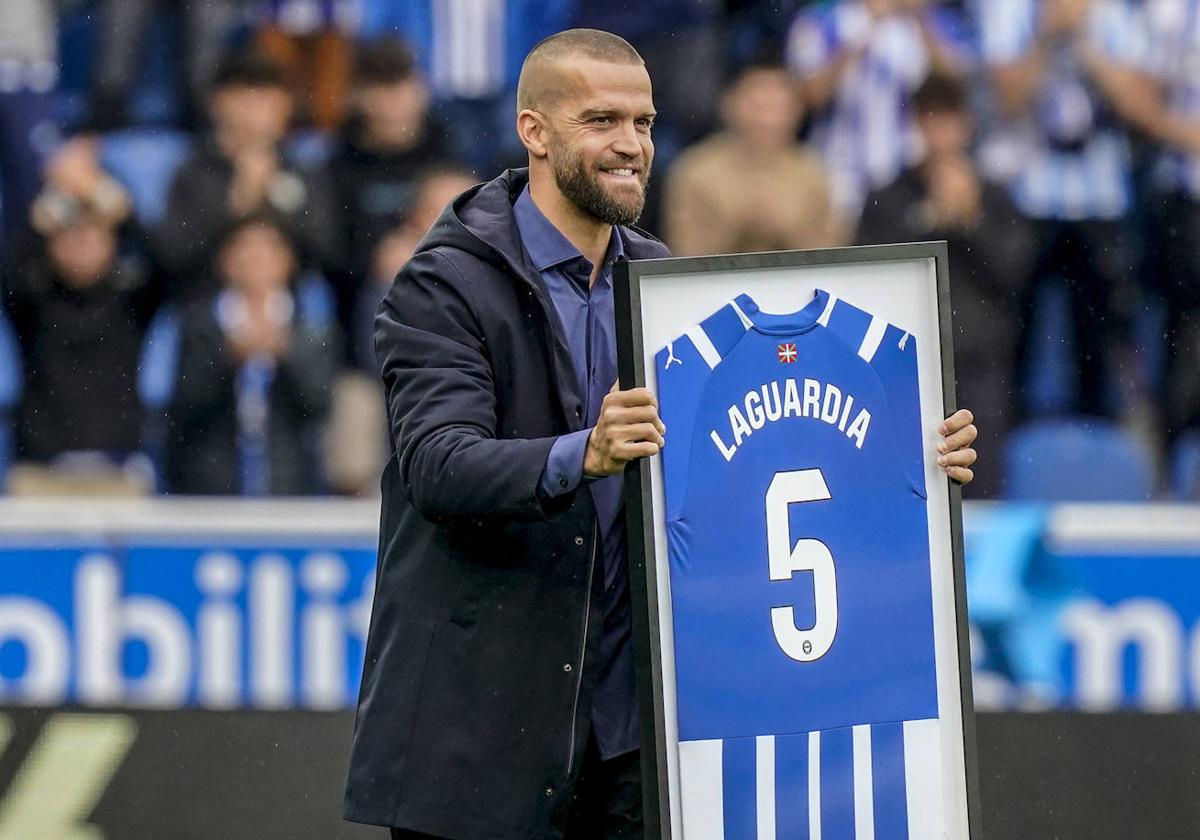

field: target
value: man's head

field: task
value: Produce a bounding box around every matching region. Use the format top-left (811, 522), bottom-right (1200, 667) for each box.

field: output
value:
top-left (516, 29), bottom-right (654, 227)
top-left (217, 212), bottom-right (299, 298)
top-left (720, 61), bottom-right (804, 154)
top-left (914, 72), bottom-right (973, 160)
top-left (351, 38), bottom-right (430, 151)
top-left (209, 49), bottom-right (293, 153)
top-left (46, 213), bottom-right (118, 290)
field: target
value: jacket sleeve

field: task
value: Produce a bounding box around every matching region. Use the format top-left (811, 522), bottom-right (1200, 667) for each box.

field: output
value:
top-left (376, 248), bottom-right (569, 521)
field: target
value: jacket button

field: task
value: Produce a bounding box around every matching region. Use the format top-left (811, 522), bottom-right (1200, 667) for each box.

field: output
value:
top-left (559, 477), bottom-right (568, 489)
top-left (575, 536), bottom-right (584, 546)
top-left (563, 662), bottom-right (572, 672)
top-left (545, 786), bottom-right (554, 797)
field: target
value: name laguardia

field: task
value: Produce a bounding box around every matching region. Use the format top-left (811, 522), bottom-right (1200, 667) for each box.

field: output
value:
top-left (710, 377), bottom-right (871, 461)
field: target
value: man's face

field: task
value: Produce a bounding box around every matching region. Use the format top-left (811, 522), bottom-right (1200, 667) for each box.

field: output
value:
top-left (210, 84), bottom-right (293, 150)
top-left (219, 223), bottom-right (296, 297)
top-left (356, 78), bottom-right (429, 149)
top-left (722, 68), bottom-right (803, 152)
top-left (48, 218), bottom-right (117, 289)
top-left (543, 59), bottom-right (655, 226)
top-left (917, 108), bottom-right (972, 159)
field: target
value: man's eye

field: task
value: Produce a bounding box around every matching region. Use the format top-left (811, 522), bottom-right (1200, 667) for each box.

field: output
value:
top-left (591, 116), bottom-right (613, 125)
top-left (637, 119), bottom-right (653, 130)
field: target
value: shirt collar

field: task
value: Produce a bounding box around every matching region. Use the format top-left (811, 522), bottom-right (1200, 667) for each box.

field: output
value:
top-left (513, 185), bottom-right (624, 276)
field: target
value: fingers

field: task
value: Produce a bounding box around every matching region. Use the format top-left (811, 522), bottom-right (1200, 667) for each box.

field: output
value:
top-left (604, 387), bottom-right (658, 410)
top-left (938, 448), bottom-right (977, 469)
top-left (938, 408), bottom-right (974, 436)
top-left (613, 440), bottom-right (662, 461)
top-left (944, 466), bottom-right (974, 485)
top-left (938, 423), bottom-right (977, 455)
top-left (608, 404), bottom-right (666, 433)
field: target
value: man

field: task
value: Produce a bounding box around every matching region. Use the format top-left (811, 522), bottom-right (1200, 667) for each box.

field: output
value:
top-left (978, 0), bottom-right (1156, 418)
top-left (157, 48), bottom-right (336, 298)
top-left (663, 59), bottom-right (843, 256)
top-left (326, 37), bottom-right (459, 351)
top-left (345, 28), bottom-right (978, 840)
top-left (166, 211), bottom-right (338, 496)
top-left (858, 72), bottom-right (1032, 497)
top-left (1141, 0), bottom-right (1200, 446)
top-left (3, 138), bottom-right (164, 481)
top-left (787, 0), bottom-right (971, 221)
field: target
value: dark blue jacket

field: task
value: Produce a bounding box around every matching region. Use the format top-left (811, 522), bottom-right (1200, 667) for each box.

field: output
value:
top-left (344, 168), bottom-right (669, 838)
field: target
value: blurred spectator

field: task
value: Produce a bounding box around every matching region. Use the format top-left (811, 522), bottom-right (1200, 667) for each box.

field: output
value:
top-left (0, 0), bottom-right (62, 247)
top-left (351, 165), bottom-right (475, 373)
top-left (663, 60), bottom-right (842, 256)
top-left (322, 165), bottom-right (475, 497)
top-left (1141, 0), bottom-right (1200, 444)
top-left (167, 210), bottom-right (337, 496)
top-left (256, 0), bottom-right (357, 130)
top-left (88, 0), bottom-right (244, 130)
top-left (2, 138), bottom-right (164, 490)
top-left (358, 0), bottom-right (574, 173)
top-left (787, 0), bottom-right (971, 220)
top-left (326, 38), bottom-right (458, 344)
top-left (857, 72), bottom-right (1033, 497)
top-left (575, 0), bottom-right (723, 157)
top-left (979, 0), bottom-right (1156, 419)
top-left (157, 48), bottom-right (336, 294)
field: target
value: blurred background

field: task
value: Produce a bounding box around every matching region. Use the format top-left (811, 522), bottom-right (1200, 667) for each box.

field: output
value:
top-left (0, 0), bottom-right (1199, 837)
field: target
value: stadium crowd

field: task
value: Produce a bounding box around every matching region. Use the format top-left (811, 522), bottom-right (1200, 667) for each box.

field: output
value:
top-left (1, 0), bottom-right (1198, 500)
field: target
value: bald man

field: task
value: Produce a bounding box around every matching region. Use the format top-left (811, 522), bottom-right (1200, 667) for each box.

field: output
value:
top-left (344, 29), bottom-right (978, 840)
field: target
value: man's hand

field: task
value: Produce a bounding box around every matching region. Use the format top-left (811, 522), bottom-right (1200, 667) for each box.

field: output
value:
top-left (937, 409), bottom-right (977, 485)
top-left (583, 387), bottom-right (666, 477)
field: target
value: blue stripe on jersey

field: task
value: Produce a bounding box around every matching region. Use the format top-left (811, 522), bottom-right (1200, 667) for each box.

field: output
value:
top-left (776, 733), bottom-right (811, 838)
top-left (872, 723), bottom-right (910, 840)
top-left (722, 737), bottom-right (757, 839)
top-left (825, 299), bottom-right (872, 353)
top-left (871, 324), bottom-right (927, 497)
top-left (700, 301), bottom-right (752, 358)
top-left (820, 727), bottom-right (856, 840)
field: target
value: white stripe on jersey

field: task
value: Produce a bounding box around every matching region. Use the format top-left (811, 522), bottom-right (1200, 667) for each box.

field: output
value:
top-left (852, 725), bottom-right (876, 840)
top-left (817, 293), bottom-right (838, 327)
top-left (756, 735), bottom-right (776, 840)
top-left (680, 739), bottom-right (724, 836)
top-left (686, 326), bottom-right (722, 369)
top-left (903, 718), bottom-right (947, 838)
top-left (808, 731), bottom-right (823, 840)
top-left (730, 299), bottom-right (755, 330)
top-left (857, 316), bottom-right (887, 363)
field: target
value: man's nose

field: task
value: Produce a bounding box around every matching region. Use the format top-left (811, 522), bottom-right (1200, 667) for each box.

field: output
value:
top-left (611, 121), bottom-right (643, 157)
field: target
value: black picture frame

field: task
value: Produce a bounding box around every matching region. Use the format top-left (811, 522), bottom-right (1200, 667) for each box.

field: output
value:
top-left (614, 242), bottom-right (981, 839)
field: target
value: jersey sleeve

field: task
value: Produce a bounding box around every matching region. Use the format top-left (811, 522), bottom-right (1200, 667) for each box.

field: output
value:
top-left (870, 325), bottom-right (927, 499)
top-left (655, 301), bottom-right (752, 520)
top-left (819, 294), bottom-right (927, 498)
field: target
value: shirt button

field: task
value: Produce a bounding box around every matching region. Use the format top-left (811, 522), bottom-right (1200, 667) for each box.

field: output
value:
top-left (575, 536), bottom-right (584, 546)
top-left (558, 477), bottom-right (568, 489)
top-left (563, 662), bottom-right (572, 672)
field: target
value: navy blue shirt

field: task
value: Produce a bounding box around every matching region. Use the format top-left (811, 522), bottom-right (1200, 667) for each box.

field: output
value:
top-left (514, 186), bottom-right (637, 759)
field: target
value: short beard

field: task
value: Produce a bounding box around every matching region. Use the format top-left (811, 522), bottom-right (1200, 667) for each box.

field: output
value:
top-left (550, 134), bottom-right (649, 227)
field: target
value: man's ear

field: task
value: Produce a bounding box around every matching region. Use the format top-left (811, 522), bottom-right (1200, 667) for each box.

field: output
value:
top-left (516, 109), bottom-right (550, 159)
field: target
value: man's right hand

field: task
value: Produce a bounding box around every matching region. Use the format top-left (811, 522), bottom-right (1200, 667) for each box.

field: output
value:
top-left (583, 387), bottom-right (666, 477)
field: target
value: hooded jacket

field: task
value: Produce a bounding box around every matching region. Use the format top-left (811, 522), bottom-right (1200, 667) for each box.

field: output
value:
top-left (344, 168), bottom-right (670, 838)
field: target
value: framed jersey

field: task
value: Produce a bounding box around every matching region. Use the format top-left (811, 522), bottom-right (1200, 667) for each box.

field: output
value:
top-left (614, 243), bottom-right (980, 840)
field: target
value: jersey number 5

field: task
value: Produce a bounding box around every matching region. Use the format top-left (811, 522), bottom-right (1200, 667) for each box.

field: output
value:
top-left (766, 469), bottom-right (838, 662)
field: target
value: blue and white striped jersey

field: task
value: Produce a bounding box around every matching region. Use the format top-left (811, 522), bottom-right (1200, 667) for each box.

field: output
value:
top-left (1145, 0), bottom-right (1200, 199)
top-left (788, 1), bottom-right (973, 220)
top-left (978, 0), bottom-right (1150, 220)
top-left (656, 291), bottom-right (944, 838)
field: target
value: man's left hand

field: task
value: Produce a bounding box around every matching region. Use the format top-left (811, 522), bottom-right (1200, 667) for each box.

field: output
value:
top-left (937, 409), bottom-right (977, 485)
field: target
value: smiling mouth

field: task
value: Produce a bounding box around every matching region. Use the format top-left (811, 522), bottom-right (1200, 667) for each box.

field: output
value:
top-left (600, 167), bottom-right (642, 181)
